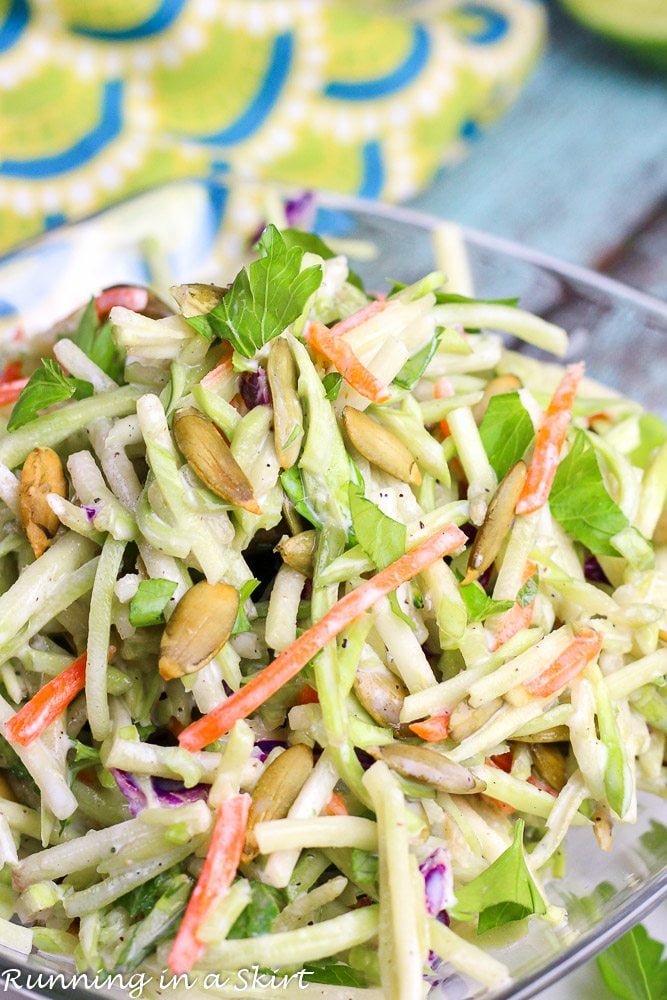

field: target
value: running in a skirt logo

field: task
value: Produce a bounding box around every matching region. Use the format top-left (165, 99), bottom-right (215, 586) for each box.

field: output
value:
top-left (0, 967), bottom-right (314, 995)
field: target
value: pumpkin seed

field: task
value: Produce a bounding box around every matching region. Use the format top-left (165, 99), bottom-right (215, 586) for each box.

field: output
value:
top-left (472, 374), bottom-right (522, 424)
top-left (243, 744), bottom-right (314, 862)
top-left (511, 726), bottom-right (570, 744)
top-left (267, 339), bottom-right (303, 469)
top-left (276, 530), bottom-right (316, 577)
top-left (159, 581), bottom-right (239, 680)
top-left (19, 448), bottom-right (67, 558)
top-left (449, 698), bottom-right (502, 743)
top-left (369, 744), bottom-right (484, 794)
top-left (531, 743), bottom-right (567, 792)
top-left (173, 408), bottom-right (260, 514)
top-left (463, 460), bottom-right (527, 584)
top-left (353, 669), bottom-right (408, 729)
top-left (342, 406), bottom-right (421, 485)
top-left (170, 283), bottom-right (229, 318)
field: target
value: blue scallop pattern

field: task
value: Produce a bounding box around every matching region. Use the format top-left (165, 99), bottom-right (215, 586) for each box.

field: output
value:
top-left (70, 0), bottom-right (187, 42)
top-left (324, 23), bottom-right (430, 101)
top-left (0, 81), bottom-right (123, 179)
top-left (359, 141), bottom-right (385, 199)
top-left (458, 4), bottom-right (510, 44)
top-left (188, 33), bottom-right (294, 146)
top-left (0, 0), bottom-right (28, 55)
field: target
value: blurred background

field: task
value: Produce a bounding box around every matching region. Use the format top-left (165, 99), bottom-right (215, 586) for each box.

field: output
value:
top-left (0, 1), bottom-right (665, 299)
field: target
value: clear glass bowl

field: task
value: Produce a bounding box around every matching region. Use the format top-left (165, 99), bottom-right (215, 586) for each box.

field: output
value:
top-left (0, 180), bottom-right (665, 1000)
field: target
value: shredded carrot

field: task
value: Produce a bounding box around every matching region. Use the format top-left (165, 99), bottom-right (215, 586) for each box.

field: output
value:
top-left (6, 652), bottom-right (88, 746)
top-left (0, 379), bottom-right (29, 407)
top-left (305, 321), bottom-right (391, 403)
top-left (488, 751), bottom-right (513, 773)
top-left (168, 793), bottom-right (250, 975)
top-left (482, 795), bottom-right (516, 815)
top-left (489, 560), bottom-right (537, 652)
top-left (95, 286), bottom-right (149, 319)
top-left (433, 377), bottom-right (454, 437)
top-left (1, 361), bottom-right (23, 384)
top-left (409, 712), bottom-right (451, 742)
top-left (324, 792), bottom-right (349, 816)
top-left (524, 627), bottom-right (602, 698)
top-left (296, 684), bottom-right (319, 705)
top-left (179, 523), bottom-right (466, 752)
top-left (328, 297), bottom-right (388, 338)
top-left (200, 346), bottom-right (233, 390)
top-left (516, 363), bottom-right (584, 515)
top-left (527, 775), bottom-right (558, 797)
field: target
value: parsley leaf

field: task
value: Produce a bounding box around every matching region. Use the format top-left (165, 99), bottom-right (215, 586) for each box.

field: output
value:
top-left (516, 573), bottom-right (538, 608)
top-left (322, 372), bottom-right (343, 400)
top-left (479, 391), bottom-right (535, 479)
top-left (630, 413), bottom-right (667, 468)
top-left (7, 359), bottom-right (93, 431)
top-left (185, 226), bottom-right (322, 355)
top-left (350, 848), bottom-right (379, 887)
top-left (451, 820), bottom-right (546, 933)
top-left (228, 882), bottom-right (284, 938)
top-left (129, 579), bottom-right (178, 628)
top-left (302, 962), bottom-right (367, 988)
top-left (119, 868), bottom-right (183, 920)
top-left (232, 578), bottom-right (260, 636)
top-left (280, 466), bottom-right (323, 530)
top-left (549, 431), bottom-right (629, 557)
top-left (349, 483), bottom-right (406, 570)
top-left (72, 298), bottom-right (125, 382)
top-left (281, 228), bottom-right (364, 291)
top-left (460, 581), bottom-right (513, 622)
top-left (596, 924), bottom-right (667, 1000)
top-left (393, 331), bottom-right (442, 391)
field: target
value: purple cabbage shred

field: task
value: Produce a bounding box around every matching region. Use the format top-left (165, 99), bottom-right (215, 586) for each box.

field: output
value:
top-left (419, 848), bottom-right (455, 918)
top-left (584, 556), bottom-right (609, 585)
top-left (239, 368), bottom-right (271, 410)
top-left (284, 192), bottom-right (316, 230)
top-left (112, 770), bottom-right (208, 815)
top-left (82, 506), bottom-right (97, 524)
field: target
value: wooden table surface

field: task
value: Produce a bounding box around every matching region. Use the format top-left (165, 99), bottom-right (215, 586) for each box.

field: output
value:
top-left (411, 4), bottom-right (667, 301)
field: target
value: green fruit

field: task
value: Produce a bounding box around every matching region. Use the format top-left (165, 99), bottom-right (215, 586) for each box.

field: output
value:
top-left (561, 0), bottom-right (667, 70)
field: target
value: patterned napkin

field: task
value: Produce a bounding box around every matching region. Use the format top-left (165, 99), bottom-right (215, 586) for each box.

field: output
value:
top-left (0, 0), bottom-right (545, 254)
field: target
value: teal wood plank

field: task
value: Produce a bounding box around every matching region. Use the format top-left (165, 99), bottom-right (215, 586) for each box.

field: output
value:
top-left (411, 8), bottom-right (667, 281)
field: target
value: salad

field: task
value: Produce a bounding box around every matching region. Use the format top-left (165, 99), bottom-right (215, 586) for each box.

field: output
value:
top-left (0, 223), bottom-right (664, 999)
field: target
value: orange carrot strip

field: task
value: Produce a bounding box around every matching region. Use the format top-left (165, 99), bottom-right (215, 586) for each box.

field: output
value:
top-left (488, 751), bottom-right (513, 774)
top-left (516, 362), bottom-right (584, 515)
top-left (325, 792), bottom-right (349, 816)
top-left (168, 793), bottom-right (250, 975)
top-left (489, 560), bottom-right (537, 652)
top-left (433, 377), bottom-right (454, 438)
top-left (95, 286), bottom-right (149, 319)
top-left (200, 350), bottom-right (233, 390)
top-left (0, 379), bottom-right (29, 407)
top-left (179, 524), bottom-right (466, 752)
top-left (481, 795), bottom-right (516, 815)
top-left (524, 628), bottom-right (602, 698)
top-left (296, 684), bottom-right (319, 705)
top-left (0, 361), bottom-right (23, 384)
top-left (6, 652), bottom-right (88, 747)
top-left (409, 712), bottom-right (451, 742)
top-left (527, 775), bottom-right (558, 797)
top-left (328, 297), bottom-right (387, 338)
top-left (305, 321), bottom-right (391, 403)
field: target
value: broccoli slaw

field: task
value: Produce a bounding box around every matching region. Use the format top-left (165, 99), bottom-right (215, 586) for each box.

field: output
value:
top-left (0, 223), bottom-right (664, 999)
